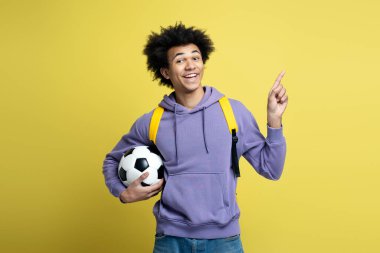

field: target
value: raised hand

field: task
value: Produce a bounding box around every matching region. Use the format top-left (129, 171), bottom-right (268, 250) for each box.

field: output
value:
top-left (267, 70), bottom-right (288, 128)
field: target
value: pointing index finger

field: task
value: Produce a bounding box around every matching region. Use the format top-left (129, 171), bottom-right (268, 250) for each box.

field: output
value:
top-left (272, 70), bottom-right (286, 90)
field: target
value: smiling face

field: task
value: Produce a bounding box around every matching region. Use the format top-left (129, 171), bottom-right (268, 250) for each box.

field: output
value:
top-left (160, 43), bottom-right (204, 94)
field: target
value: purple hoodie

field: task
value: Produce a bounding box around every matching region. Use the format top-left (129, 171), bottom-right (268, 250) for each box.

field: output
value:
top-left (102, 86), bottom-right (286, 239)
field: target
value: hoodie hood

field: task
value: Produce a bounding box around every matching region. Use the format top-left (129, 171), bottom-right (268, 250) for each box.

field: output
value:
top-left (159, 85), bottom-right (224, 113)
top-left (158, 86), bottom-right (225, 164)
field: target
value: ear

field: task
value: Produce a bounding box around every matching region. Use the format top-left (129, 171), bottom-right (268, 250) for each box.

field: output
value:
top-left (160, 68), bottom-right (170, 79)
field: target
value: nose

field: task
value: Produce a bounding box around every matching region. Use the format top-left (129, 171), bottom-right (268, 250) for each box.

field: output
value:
top-left (185, 60), bottom-right (195, 70)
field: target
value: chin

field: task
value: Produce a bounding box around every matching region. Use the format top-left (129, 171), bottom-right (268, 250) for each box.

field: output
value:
top-left (183, 82), bottom-right (202, 92)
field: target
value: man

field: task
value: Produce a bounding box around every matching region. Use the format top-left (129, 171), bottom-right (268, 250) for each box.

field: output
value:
top-left (102, 23), bottom-right (288, 253)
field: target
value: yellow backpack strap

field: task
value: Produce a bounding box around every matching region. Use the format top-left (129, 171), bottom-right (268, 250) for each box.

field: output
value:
top-left (149, 106), bottom-right (164, 145)
top-left (219, 96), bottom-right (238, 133)
top-left (219, 96), bottom-right (240, 177)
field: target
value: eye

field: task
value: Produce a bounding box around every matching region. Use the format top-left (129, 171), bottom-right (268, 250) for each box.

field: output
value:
top-left (176, 59), bottom-right (184, 63)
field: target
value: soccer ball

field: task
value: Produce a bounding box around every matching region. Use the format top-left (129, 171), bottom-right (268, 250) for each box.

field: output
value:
top-left (118, 145), bottom-right (164, 187)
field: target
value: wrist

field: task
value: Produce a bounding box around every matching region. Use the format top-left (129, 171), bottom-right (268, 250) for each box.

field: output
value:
top-left (267, 117), bottom-right (282, 128)
top-left (119, 190), bottom-right (129, 204)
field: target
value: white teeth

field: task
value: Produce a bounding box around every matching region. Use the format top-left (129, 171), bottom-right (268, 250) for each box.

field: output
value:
top-left (185, 74), bottom-right (197, 78)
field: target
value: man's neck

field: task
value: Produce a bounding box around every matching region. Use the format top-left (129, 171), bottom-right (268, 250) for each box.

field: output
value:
top-left (174, 86), bottom-right (205, 110)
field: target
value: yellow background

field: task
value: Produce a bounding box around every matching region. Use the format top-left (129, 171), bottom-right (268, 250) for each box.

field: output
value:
top-left (1, 0), bottom-right (379, 252)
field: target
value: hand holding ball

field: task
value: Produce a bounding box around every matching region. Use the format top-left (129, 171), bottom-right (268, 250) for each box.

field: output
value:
top-left (118, 145), bottom-right (165, 187)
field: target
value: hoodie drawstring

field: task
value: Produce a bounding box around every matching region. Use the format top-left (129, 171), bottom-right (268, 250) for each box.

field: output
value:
top-left (173, 104), bottom-right (209, 165)
top-left (202, 106), bottom-right (209, 153)
top-left (174, 103), bottom-right (179, 164)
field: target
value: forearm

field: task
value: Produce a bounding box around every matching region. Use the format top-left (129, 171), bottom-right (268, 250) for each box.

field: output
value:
top-left (243, 125), bottom-right (286, 180)
top-left (102, 157), bottom-right (126, 197)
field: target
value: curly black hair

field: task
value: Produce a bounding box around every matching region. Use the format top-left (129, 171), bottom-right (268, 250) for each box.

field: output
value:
top-left (143, 22), bottom-right (215, 88)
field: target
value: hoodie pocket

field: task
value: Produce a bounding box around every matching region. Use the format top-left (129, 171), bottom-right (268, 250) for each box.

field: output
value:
top-left (158, 172), bottom-right (230, 226)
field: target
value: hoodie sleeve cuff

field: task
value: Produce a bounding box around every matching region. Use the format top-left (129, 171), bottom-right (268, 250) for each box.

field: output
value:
top-left (267, 124), bottom-right (285, 144)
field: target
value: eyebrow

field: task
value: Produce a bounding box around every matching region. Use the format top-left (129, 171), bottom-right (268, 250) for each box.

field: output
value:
top-left (172, 50), bottom-right (201, 61)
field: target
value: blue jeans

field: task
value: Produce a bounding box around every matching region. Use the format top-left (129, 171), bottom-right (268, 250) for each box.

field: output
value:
top-left (153, 233), bottom-right (244, 253)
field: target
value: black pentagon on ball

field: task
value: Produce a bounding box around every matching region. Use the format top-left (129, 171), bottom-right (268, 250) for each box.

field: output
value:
top-left (148, 144), bottom-right (165, 160)
top-left (118, 167), bottom-right (127, 181)
top-left (135, 158), bottom-right (149, 172)
top-left (157, 165), bottom-right (164, 179)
